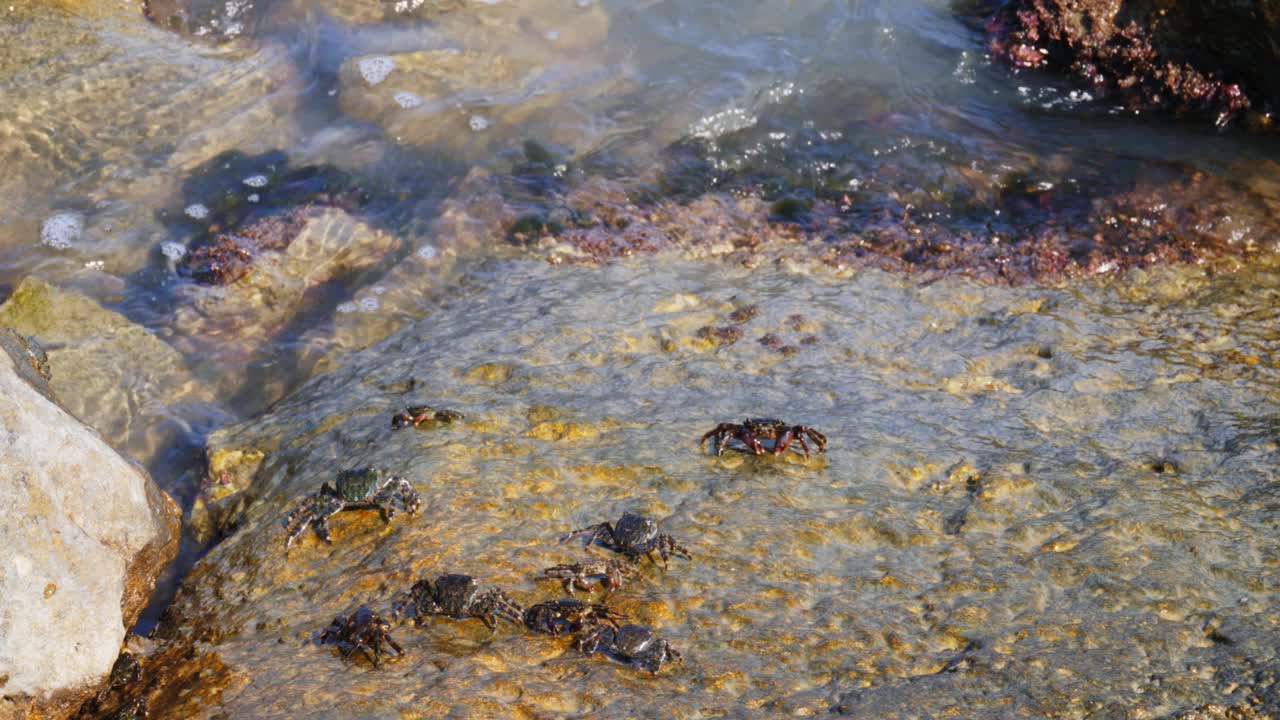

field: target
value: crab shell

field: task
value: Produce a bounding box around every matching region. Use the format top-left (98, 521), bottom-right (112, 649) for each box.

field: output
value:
top-left (428, 574), bottom-right (483, 616)
top-left (612, 512), bottom-right (660, 549)
top-left (742, 418), bottom-right (789, 438)
top-left (333, 467), bottom-right (387, 501)
top-left (613, 624), bottom-right (661, 656)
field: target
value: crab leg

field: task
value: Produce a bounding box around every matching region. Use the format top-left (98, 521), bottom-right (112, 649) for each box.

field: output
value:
top-left (772, 428), bottom-right (797, 456)
top-left (283, 493), bottom-right (347, 548)
top-left (310, 516), bottom-right (334, 545)
top-left (384, 635), bottom-right (403, 657)
top-left (656, 535), bottom-right (692, 566)
top-left (476, 589), bottom-right (523, 629)
top-left (737, 430), bottom-right (767, 455)
top-left (716, 432), bottom-right (734, 456)
top-left (700, 424), bottom-right (737, 452)
top-left (370, 477), bottom-right (421, 520)
top-left (803, 427), bottom-right (828, 451)
top-left (561, 522), bottom-right (617, 548)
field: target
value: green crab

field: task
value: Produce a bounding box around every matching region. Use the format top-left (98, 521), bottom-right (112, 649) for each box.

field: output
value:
top-left (282, 468), bottom-right (420, 549)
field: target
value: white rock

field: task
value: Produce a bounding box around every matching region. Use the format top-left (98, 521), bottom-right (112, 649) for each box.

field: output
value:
top-left (0, 331), bottom-right (179, 715)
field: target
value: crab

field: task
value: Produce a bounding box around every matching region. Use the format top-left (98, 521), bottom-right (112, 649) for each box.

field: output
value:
top-left (700, 418), bottom-right (828, 459)
top-left (522, 599), bottom-right (626, 636)
top-left (108, 698), bottom-right (149, 720)
top-left (561, 512), bottom-right (691, 567)
top-left (317, 605), bottom-right (403, 667)
top-left (392, 574), bottom-right (523, 630)
top-left (578, 624), bottom-right (682, 673)
top-left (391, 404), bottom-right (464, 430)
top-left (282, 467), bottom-right (420, 549)
top-left (543, 559), bottom-right (642, 595)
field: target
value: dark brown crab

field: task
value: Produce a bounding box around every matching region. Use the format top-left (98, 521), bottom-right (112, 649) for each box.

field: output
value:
top-left (392, 574), bottom-right (523, 631)
top-left (578, 624), bottom-right (682, 674)
top-left (282, 468), bottom-right (420, 549)
top-left (522, 599), bottom-right (625, 637)
top-left (543, 559), bottom-right (642, 595)
top-left (391, 404), bottom-right (464, 430)
top-left (700, 418), bottom-right (828, 459)
top-left (561, 512), bottom-right (691, 568)
top-left (317, 605), bottom-right (404, 668)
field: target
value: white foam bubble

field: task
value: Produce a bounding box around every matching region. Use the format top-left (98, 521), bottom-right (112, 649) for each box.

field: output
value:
top-left (416, 244), bottom-right (438, 261)
top-left (359, 56), bottom-right (396, 86)
top-left (337, 296), bottom-right (381, 314)
top-left (393, 91), bottom-right (423, 109)
top-left (184, 203), bottom-right (210, 220)
top-left (40, 211), bottom-right (84, 250)
top-left (248, 193), bottom-right (260, 203)
top-left (469, 114), bottom-right (491, 132)
top-left (242, 174), bottom-right (268, 188)
top-left (160, 241), bottom-right (188, 260)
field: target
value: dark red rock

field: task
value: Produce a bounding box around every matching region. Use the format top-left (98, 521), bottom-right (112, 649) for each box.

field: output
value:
top-left (182, 207), bottom-right (310, 285)
top-left (985, 0), bottom-right (1277, 126)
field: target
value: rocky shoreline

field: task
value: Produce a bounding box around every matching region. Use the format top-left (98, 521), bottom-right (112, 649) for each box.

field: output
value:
top-left (4, 0), bottom-right (1280, 718)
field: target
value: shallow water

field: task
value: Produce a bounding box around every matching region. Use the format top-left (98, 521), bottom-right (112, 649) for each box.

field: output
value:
top-left (157, 257), bottom-right (1280, 718)
top-left (2, 0), bottom-right (1280, 716)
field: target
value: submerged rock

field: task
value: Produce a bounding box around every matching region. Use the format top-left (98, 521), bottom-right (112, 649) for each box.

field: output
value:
top-left (142, 0), bottom-right (263, 42)
top-left (138, 257), bottom-right (1280, 717)
top-left (332, 0), bottom-right (621, 156)
top-left (168, 205), bottom-right (400, 379)
top-left (0, 277), bottom-right (218, 466)
top-left (337, 47), bottom-right (623, 156)
top-left (0, 5), bottom-right (303, 275)
top-left (0, 330), bottom-right (180, 720)
top-left (985, 0), bottom-right (1279, 126)
top-left (403, 158), bottom-right (1280, 282)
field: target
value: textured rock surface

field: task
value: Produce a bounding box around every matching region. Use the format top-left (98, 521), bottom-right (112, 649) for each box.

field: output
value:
top-left (0, 2), bottom-right (302, 273)
top-left (135, 258), bottom-right (1280, 718)
top-left (0, 331), bottom-right (181, 720)
top-left (985, 0), bottom-right (1280, 125)
top-left (369, 158), bottom-right (1280, 283)
top-left (167, 206), bottom-right (401, 386)
top-left (337, 47), bottom-right (623, 156)
top-left (333, 0), bottom-right (622, 156)
top-left (0, 277), bottom-right (216, 466)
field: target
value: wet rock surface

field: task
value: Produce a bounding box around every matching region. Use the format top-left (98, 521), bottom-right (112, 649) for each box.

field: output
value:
top-left (166, 205), bottom-right (401, 389)
top-left (984, 0), bottom-right (1280, 126)
top-left (142, 0), bottom-right (263, 43)
top-left (0, 331), bottom-right (180, 720)
top-left (0, 277), bottom-right (218, 465)
top-left (323, 0), bottom-right (620, 158)
top-left (136, 257), bottom-right (1280, 718)
top-left (337, 50), bottom-right (621, 159)
top-left (0, 19), bottom-right (303, 276)
top-left (9, 1), bottom-right (1280, 717)
top-left (415, 157), bottom-right (1280, 283)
